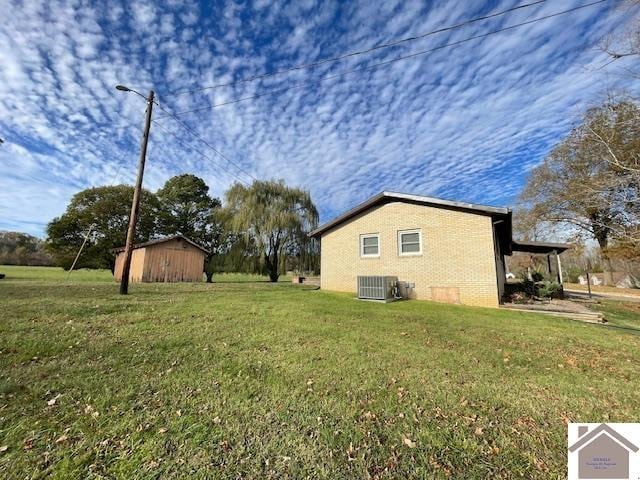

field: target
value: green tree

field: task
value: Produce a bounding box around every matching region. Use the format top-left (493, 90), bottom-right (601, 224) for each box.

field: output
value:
top-left (46, 185), bottom-right (160, 270)
top-left (156, 174), bottom-right (227, 282)
top-left (520, 99), bottom-right (640, 284)
top-left (225, 180), bottom-right (319, 282)
top-left (156, 174), bottom-right (221, 245)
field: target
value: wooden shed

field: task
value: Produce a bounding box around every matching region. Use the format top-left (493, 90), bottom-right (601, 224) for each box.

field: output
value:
top-left (113, 235), bottom-right (208, 283)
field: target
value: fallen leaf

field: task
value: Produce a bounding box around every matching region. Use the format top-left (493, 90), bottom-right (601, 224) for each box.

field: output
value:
top-left (565, 356), bottom-right (578, 367)
top-left (403, 437), bottom-right (416, 448)
top-left (158, 428), bottom-right (167, 434)
top-left (363, 411), bottom-right (376, 420)
top-left (534, 458), bottom-right (548, 471)
top-left (474, 427), bottom-right (484, 436)
top-left (55, 435), bottom-right (68, 444)
top-left (346, 442), bottom-right (356, 460)
top-left (0, 445), bottom-right (8, 453)
top-left (47, 394), bottom-right (61, 406)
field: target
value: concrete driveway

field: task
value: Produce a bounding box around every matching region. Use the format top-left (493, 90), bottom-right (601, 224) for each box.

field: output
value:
top-left (565, 289), bottom-right (640, 303)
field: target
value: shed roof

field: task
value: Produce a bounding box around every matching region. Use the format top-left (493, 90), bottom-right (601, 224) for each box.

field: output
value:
top-left (112, 235), bottom-right (210, 254)
top-left (309, 191), bottom-right (511, 238)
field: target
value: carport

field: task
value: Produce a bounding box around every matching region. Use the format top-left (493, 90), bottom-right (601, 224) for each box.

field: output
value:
top-left (510, 240), bottom-right (571, 284)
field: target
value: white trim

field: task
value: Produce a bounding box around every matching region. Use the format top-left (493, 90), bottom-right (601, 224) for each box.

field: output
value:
top-left (398, 229), bottom-right (422, 256)
top-left (360, 233), bottom-right (380, 258)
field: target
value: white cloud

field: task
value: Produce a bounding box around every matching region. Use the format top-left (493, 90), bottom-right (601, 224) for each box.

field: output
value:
top-left (0, 0), bottom-right (638, 238)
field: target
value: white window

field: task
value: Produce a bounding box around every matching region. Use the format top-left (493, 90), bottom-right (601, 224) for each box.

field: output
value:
top-left (360, 233), bottom-right (380, 257)
top-left (398, 229), bottom-right (422, 256)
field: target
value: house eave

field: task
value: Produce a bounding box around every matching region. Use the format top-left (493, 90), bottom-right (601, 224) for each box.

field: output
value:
top-left (309, 191), bottom-right (511, 238)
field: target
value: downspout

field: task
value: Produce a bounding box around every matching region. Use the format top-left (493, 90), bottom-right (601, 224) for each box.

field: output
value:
top-left (492, 219), bottom-right (506, 305)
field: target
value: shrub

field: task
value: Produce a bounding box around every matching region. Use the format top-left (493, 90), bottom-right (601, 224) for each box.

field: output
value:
top-left (509, 291), bottom-right (531, 304)
top-left (522, 279), bottom-right (537, 297)
top-left (531, 270), bottom-right (545, 282)
top-left (536, 281), bottom-right (563, 299)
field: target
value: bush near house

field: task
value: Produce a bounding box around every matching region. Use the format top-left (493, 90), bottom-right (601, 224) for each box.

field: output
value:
top-left (504, 279), bottom-right (563, 303)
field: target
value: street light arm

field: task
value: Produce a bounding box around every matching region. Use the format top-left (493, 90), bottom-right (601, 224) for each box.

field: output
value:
top-left (116, 85), bottom-right (150, 101)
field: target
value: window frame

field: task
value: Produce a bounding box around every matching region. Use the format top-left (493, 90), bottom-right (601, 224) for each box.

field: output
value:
top-left (360, 233), bottom-right (380, 258)
top-left (397, 229), bottom-right (422, 256)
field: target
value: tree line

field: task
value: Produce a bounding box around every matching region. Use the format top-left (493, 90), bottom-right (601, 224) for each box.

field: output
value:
top-left (46, 176), bottom-right (319, 282)
top-left (0, 231), bottom-right (54, 266)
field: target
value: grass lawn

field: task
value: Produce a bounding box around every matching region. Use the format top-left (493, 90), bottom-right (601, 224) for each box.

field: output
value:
top-left (593, 300), bottom-right (640, 330)
top-left (1, 266), bottom-right (639, 478)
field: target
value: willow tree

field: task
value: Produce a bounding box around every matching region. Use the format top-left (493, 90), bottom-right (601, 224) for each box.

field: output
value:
top-left (225, 180), bottom-right (319, 282)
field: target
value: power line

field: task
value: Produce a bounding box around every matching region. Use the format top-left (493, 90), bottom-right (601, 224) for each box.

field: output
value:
top-left (170, 0), bottom-right (548, 96)
top-left (159, 0), bottom-right (608, 118)
top-left (152, 119), bottom-right (251, 185)
top-left (154, 102), bottom-right (257, 182)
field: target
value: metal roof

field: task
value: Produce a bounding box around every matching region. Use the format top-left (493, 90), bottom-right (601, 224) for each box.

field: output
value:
top-left (112, 235), bottom-right (210, 254)
top-left (511, 240), bottom-right (572, 254)
top-left (309, 191), bottom-right (511, 238)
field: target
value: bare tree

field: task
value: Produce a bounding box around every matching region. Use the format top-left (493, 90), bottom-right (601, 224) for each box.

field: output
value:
top-left (520, 99), bottom-right (640, 285)
top-left (600, 1), bottom-right (640, 77)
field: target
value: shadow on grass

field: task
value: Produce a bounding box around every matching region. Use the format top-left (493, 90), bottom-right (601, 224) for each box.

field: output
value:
top-left (545, 315), bottom-right (640, 336)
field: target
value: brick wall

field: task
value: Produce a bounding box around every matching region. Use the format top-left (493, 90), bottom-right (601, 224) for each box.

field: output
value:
top-left (319, 201), bottom-right (500, 307)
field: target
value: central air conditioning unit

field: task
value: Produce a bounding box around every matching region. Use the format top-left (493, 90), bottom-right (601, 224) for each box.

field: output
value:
top-left (357, 276), bottom-right (398, 302)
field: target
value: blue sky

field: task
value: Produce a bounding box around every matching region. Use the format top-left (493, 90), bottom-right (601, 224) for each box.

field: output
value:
top-left (1, 0), bottom-right (638, 237)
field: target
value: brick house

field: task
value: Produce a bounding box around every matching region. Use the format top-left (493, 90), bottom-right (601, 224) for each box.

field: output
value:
top-left (309, 191), bottom-right (568, 308)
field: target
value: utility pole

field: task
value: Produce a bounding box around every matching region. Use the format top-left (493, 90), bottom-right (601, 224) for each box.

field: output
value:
top-left (119, 89), bottom-right (154, 295)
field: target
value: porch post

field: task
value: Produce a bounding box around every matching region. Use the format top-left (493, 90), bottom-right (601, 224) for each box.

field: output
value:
top-left (555, 250), bottom-right (563, 284)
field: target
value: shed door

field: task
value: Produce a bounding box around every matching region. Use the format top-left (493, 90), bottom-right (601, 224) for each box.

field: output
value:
top-left (163, 255), bottom-right (170, 282)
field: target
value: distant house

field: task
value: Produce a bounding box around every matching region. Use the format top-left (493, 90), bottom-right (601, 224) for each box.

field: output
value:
top-left (113, 235), bottom-right (209, 283)
top-left (586, 272), bottom-right (638, 289)
top-left (309, 191), bottom-right (570, 307)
